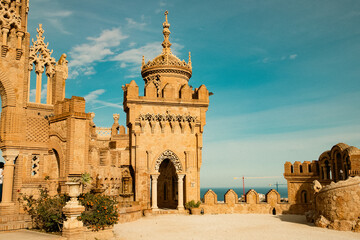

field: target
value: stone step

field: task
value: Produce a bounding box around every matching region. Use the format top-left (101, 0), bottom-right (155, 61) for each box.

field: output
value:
top-left (0, 220), bottom-right (32, 231)
top-left (151, 209), bottom-right (189, 215)
top-left (0, 214), bottom-right (32, 231)
top-left (0, 214), bottom-right (31, 224)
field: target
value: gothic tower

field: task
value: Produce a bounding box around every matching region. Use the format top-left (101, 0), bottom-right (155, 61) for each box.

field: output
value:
top-left (123, 11), bottom-right (210, 210)
top-left (0, 0), bottom-right (69, 220)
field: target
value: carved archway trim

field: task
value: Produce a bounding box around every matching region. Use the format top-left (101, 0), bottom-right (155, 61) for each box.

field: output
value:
top-left (0, 71), bottom-right (17, 107)
top-left (154, 149), bottom-right (183, 173)
top-left (49, 136), bottom-right (65, 178)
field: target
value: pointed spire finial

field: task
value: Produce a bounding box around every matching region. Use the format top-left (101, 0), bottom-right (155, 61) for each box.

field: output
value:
top-left (142, 55), bottom-right (145, 67)
top-left (165, 10), bottom-right (169, 24)
top-left (37, 24), bottom-right (44, 38)
top-left (188, 52), bottom-right (192, 68)
top-left (162, 10), bottom-right (172, 55)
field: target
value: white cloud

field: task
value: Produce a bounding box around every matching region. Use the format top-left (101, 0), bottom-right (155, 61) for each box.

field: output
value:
top-left (84, 89), bottom-right (123, 109)
top-left (68, 28), bottom-right (128, 78)
top-left (202, 124), bottom-right (360, 188)
top-left (111, 41), bottom-right (184, 73)
top-left (126, 18), bottom-right (147, 29)
top-left (112, 42), bottom-right (162, 67)
top-left (36, 10), bottom-right (73, 35)
top-left (261, 53), bottom-right (298, 64)
top-left (262, 57), bottom-right (269, 63)
top-left (289, 54), bottom-right (298, 60)
top-left (45, 10), bottom-right (72, 18)
top-left (84, 89), bottom-right (105, 102)
top-left (125, 74), bottom-right (139, 79)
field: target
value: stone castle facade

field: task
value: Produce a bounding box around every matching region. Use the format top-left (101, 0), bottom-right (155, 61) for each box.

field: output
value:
top-left (0, 1), bottom-right (209, 229)
top-left (284, 143), bottom-right (360, 214)
top-left (1, 0), bottom-right (359, 234)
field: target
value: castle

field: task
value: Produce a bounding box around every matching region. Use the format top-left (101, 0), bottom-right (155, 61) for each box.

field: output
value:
top-left (0, 0), bottom-right (209, 230)
top-left (284, 143), bottom-right (360, 212)
top-left (0, 0), bottom-right (359, 234)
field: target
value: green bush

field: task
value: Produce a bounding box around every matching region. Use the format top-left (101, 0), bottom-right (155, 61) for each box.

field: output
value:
top-left (78, 193), bottom-right (119, 231)
top-left (19, 188), bottom-right (69, 232)
top-left (20, 188), bottom-right (119, 232)
top-left (185, 200), bottom-right (201, 209)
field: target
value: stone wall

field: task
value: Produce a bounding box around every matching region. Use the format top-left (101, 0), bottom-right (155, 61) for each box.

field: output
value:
top-left (201, 189), bottom-right (293, 215)
top-left (312, 176), bottom-right (360, 232)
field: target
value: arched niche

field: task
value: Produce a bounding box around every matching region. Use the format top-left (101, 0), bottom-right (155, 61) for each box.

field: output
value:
top-left (0, 71), bottom-right (17, 108)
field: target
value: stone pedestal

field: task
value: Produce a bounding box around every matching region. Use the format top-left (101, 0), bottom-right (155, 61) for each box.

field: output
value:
top-left (62, 182), bottom-right (85, 240)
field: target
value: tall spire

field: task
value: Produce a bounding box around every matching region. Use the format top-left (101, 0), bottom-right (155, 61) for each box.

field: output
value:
top-left (162, 10), bottom-right (172, 55)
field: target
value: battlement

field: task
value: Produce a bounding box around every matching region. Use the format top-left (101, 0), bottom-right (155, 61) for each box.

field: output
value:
top-left (123, 80), bottom-right (210, 106)
top-left (50, 96), bottom-right (90, 122)
top-left (284, 160), bottom-right (319, 177)
top-left (201, 188), bottom-right (290, 215)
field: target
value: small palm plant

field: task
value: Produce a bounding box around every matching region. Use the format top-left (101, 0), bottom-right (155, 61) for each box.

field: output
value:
top-left (80, 172), bottom-right (92, 193)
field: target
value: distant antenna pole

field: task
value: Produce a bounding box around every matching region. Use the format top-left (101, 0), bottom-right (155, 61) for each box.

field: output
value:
top-left (243, 176), bottom-right (245, 197)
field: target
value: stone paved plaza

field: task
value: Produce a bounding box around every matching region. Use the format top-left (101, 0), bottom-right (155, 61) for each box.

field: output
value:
top-left (113, 214), bottom-right (360, 240)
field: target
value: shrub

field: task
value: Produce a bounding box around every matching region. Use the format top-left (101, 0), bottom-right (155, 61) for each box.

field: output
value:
top-left (20, 188), bottom-right (119, 232)
top-left (185, 200), bottom-right (201, 209)
top-left (19, 188), bottom-right (69, 232)
top-left (78, 193), bottom-right (119, 231)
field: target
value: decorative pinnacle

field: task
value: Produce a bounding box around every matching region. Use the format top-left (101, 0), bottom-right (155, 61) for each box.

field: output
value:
top-left (165, 10), bottom-right (169, 24)
top-left (37, 24), bottom-right (44, 38)
top-left (188, 52), bottom-right (192, 68)
top-left (142, 55), bottom-right (145, 67)
top-left (162, 10), bottom-right (172, 55)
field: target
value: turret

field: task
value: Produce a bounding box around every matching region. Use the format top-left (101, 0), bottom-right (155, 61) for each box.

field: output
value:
top-left (141, 11), bottom-right (192, 96)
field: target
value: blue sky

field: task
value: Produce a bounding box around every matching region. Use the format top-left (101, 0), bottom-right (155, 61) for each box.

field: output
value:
top-left (25, 0), bottom-right (360, 188)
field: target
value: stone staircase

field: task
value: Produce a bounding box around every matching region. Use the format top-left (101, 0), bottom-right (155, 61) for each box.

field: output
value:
top-left (0, 214), bottom-right (32, 231)
top-left (146, 208), bottom-right (189, 216)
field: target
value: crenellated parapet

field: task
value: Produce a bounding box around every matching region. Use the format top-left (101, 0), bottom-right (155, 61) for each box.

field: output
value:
top-left (50, 96), bottom-right (90, 121)
top-left (202, 188), bottom-right (289, 214)
top-left (284, 160), bottom-right (319, 177)
top-left (123, 79), bottom-right (210, 104)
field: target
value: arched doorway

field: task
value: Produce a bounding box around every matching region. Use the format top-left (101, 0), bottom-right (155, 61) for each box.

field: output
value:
top-left (151, 150), bottom-right (185, 211)
top-left (157, 159), bottom-right (178, 209)
top-left (272, 208), bottom-right (276, 215)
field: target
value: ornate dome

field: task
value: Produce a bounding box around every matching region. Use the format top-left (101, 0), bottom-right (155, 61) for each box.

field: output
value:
top-left (141, 11), bottom-right (192, 81)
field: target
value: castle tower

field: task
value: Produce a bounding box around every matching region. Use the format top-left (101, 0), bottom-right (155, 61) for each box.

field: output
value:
top-left (0, 0), bottom-right (69, 222)
top-left (0, 0), bottom-right (31, 216)
top-left (123, 11), bottom-right (210, 211)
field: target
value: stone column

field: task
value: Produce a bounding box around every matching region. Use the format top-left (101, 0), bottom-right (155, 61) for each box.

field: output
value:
top-left (2, 28), bottom-right (9, 45)
top-left (177, 174), bottom-right (185, 211)
top-left (151, 174), bottom-right (159, 210)
top-left (0, 154), bottom-right (17, 215)
top-left (35, 71), bottom-right (43, 103)
top-left (46, 76), bottom-right (52, 104)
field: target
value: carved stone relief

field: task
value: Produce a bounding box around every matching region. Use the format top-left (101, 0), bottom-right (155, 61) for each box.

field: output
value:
top-left (154, 150), bottom-right (182, 173)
